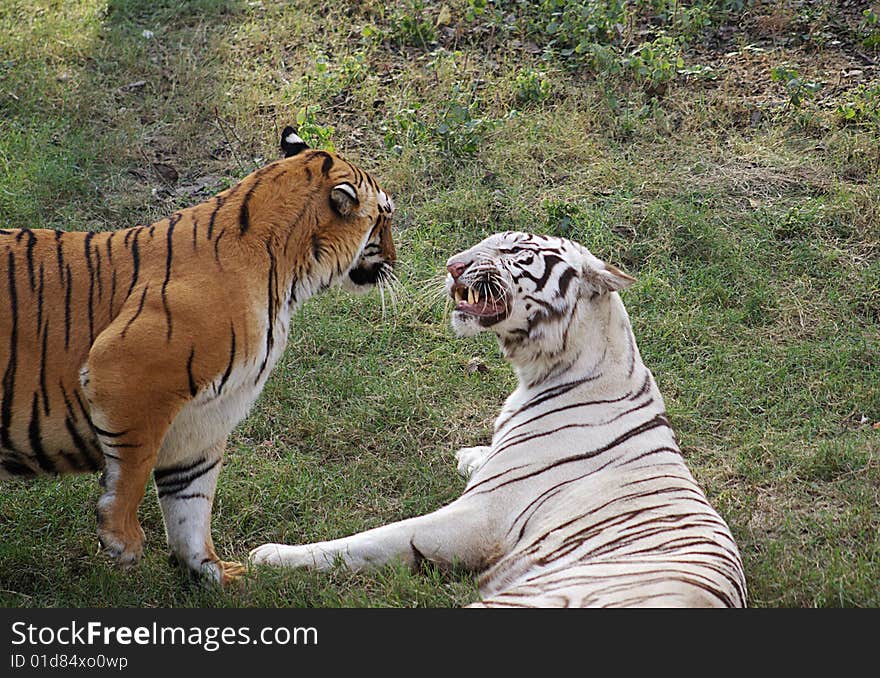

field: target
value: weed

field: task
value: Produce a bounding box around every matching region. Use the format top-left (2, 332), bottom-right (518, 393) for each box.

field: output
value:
top-left (305, 51), bottom-right (372, 101)
top-left (434, 92), bottom-right (503, 156)
top-left (382, 82), bottom-right (507, 158)
top-left (540, 0), bottom-right (629, 53)
top-left (385, 0), bottom-right (437, 48)
top-left (770, 65), bottom-right (823, 108)
top-left (295, 105), bottom-right (336, 151)
top-left (836, 83), bottom-right (880, 131)
top-left (626, 35), bottom-right (685, 95)
top-left (513, 67), bottom-right (553, 107)
top-left (862, 7), bottom-right (880, 49)
top-left (543, 199), bottom-right (580, 237)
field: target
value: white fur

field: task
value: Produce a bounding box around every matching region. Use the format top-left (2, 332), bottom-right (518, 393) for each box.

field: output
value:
top-left (455, 445), bottom-right (491, 477)
top-left (284, 131), bottom-right (305, 146)
top-left (251, 233), bottom-right (745, 607)
top-left (333, 182), bottom-right (357, 201)
top-left (251, 233), bottom-right (746, 607)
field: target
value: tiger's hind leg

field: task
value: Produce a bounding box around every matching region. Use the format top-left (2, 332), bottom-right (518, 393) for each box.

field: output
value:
top-left (83, 311), bottom-right (189, 569)
top-left (86, 382), bottom-right (177, 567)
top-left (154, 438), bottom-right (244, 585)
top-left (91, 431), bottom-right (163, 566)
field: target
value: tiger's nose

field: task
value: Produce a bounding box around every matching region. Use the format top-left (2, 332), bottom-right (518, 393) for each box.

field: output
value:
top-left (446, 261), bottom-right (467, 280)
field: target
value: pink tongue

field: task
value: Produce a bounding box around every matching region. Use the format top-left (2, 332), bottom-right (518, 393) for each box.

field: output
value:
top-left (456, 300), bottom-right (503, 315)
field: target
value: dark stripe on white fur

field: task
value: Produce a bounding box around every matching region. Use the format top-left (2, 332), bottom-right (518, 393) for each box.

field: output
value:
top-left (154, 457), bottom-right (220, 498)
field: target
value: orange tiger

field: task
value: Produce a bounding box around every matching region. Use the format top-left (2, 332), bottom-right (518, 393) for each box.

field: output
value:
top-left (0, 127), bottom-right (395, 583)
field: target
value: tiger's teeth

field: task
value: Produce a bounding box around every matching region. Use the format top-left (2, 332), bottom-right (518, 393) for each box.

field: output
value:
top-left (455, 288), bottom-right (464, 302)
top-left (468, 288), bottom-right (475, 305)
top-left (474, 288), bottom-right (481, 304)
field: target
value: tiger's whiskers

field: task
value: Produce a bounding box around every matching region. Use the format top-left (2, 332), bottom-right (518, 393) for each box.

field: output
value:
top-left (380, 266), bottom-right (402, 315)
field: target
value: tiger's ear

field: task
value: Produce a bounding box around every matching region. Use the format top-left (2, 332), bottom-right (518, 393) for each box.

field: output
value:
top-left (330, 182), bottom-right (359, 217)
top-left (583, 260), bottom-right (636, 294)
top-left (280, 126), bottom-right (309, 157)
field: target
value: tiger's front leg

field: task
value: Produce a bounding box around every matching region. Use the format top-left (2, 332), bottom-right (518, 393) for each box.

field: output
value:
top-left (455, 445), bottom-right (492, 478)
top-left (249, 497), bottom-right (497, 573)
top-left (154, 439), bottom-right (244, 584)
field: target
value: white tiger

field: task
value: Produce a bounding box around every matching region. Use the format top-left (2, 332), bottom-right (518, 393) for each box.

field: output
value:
top-left (250, 231), bottom-right (747, 607)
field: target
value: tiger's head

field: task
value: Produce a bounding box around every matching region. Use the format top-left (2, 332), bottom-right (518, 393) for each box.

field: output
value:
top-left (237, 126), bottom-right (396, 293)
top-left (445, 231), bottom-right (635, 364)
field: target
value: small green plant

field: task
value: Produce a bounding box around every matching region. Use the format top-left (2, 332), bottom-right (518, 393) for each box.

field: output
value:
top-left (539, 0), bottom-right (630, 54)
top-left (465, 0), bottom-right (489, 22)
top-left (386, 0), bottom-right (437, 47)
top-left (382, 90), bottom-right (509, 158)
top-left (513, 67), bottom-right (552, 106)
top-left (585, 42), bottom-right (625, 78)
top-left (543, 199), bottom-right (580, 237)
top-left (295, 105), bottom-right (335, 151)
top-left (306, 51), bottom-right (370, 100)
top-left (626, 35), bottom-right (684, 94)
top-left (770, 66), bottom-right (823, 108)
top-left (791, 0), bottom-right (836, 48)
top-left (666, 1), bottom-right (714, 41)
top-left (836, 83), bottom-right (880, 130)
top-left (434, 98), bottom-right (495, 156)
top-left (381, 105), bottom-right (430, 154)
top-left (381, 85), bottom-right (509, 158)
top-left (360, 23), bottom-right (382, 45)
top-left (860, 7), bottom-right (880, 48)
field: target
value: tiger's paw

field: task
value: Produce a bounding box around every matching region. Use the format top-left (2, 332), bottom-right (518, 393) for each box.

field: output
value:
top-left (249, 543), bottom-right (313, 569)
top-left (168, 551), bottom-right (246, 586)
top-left (97, 527), bottom-right (145, 567)
top-left (455, 446), bottom-right (492, 478)
top-left (218, 560), bottom-right (247, 585)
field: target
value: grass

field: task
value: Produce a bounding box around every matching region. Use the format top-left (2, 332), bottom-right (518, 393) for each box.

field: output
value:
top-left (0, 0), bottom-right (878, 607)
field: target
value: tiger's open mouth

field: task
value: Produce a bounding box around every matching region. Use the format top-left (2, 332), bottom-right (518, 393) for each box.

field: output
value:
top-left (450, 281), bottom-right (510, 325)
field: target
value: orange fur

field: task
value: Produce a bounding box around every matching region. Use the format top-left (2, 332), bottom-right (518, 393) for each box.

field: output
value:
top-left (0, 135), bottom-right (395, 582)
